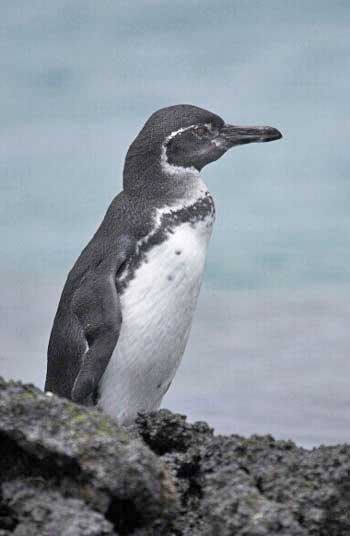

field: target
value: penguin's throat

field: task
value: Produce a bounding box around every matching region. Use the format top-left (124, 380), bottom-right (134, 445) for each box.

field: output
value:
top-left (163, 177), bottom-right (210, 211)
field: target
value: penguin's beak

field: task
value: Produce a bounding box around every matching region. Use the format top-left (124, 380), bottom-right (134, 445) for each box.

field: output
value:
top-left (220, 124), bottom-right (282, 147)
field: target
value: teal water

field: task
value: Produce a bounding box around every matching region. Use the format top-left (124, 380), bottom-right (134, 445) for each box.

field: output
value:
top-left (1, 1), bottom-right (350, 446)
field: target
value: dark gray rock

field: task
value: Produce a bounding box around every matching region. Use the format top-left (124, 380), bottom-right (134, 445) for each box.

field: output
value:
top-left (2, 480), bottom-right (114, 536)
top-left (136, 411), bottom-right (350, 536)
top-left (135, 409), bottom-right (213, 455)
top-left (1, 379), bottom-right (350, 535)
top-left (0, 378), bottom-right (177, 535)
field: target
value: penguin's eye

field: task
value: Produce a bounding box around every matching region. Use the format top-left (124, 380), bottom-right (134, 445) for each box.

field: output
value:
top-left (194, 126), bottom-right (209, 137)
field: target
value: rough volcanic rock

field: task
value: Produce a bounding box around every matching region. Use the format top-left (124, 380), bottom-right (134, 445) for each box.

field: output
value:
top-left (0, 378), bottom-right (177, 535)
top-left (2, 479), bottom-right (114, 536)
top-left (1, 379), bottom-right (350, 535)
top-left (136, 410), bottom-right (350, 536)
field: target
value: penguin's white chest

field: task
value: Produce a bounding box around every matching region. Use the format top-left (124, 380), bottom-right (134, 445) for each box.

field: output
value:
top-left (98, 214), bottom-right (214, 424)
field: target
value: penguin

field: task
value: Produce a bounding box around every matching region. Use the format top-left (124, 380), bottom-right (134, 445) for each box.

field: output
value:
top-left (45, 104), bottom-right (282, 425)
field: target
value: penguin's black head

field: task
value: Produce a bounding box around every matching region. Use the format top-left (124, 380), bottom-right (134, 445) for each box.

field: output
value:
top-left (124, 105), bottom-right (282, 195)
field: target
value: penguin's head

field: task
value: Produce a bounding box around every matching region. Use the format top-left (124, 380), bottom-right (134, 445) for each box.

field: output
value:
top-left (124, 105), bottom-right (282, 195)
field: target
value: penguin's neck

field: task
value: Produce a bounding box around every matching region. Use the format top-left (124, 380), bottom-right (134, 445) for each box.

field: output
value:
top-left (161, 176), bottom-right (210, 212)
top-left (123, 149), bottom-right (209, 206)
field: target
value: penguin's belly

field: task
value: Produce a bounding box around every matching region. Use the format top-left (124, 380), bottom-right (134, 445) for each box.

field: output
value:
top-left (98, 217), bottom-right (213, 424)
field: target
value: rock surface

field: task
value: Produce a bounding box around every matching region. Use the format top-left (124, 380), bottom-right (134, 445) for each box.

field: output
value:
top-left (1, 378), bottom-right (350, 535)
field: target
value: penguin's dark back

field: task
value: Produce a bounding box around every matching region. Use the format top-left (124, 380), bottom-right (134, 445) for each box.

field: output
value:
top-left (45, 191), bottom-right (153, 397)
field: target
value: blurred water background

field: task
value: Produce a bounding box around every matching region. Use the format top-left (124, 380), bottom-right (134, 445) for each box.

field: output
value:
top-left (1, 1), bottom-right (349, 447)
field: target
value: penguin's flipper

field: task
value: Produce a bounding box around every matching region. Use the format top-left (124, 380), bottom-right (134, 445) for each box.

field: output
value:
top-left (71, 252), bottom-right (127, 403)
